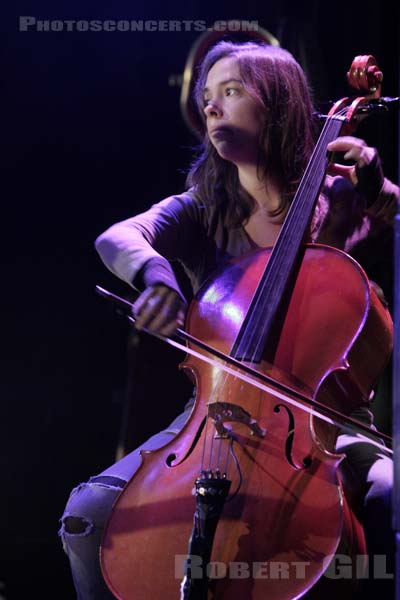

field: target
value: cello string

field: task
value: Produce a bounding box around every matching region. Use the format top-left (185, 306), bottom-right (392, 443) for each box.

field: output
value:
top-left (230, 117), bottom-right (334, 359)
top-left (199, 343), bottom-right (240, 476)
top-left (205, 351), bottom-right (238, 475)
top-left (218, 114), bottom-right (346, 485)
top-left (207, 118), bottom-right (343, 480)
top-left (249, 111), bottom-right (345, 322)
top-left (201, 366), bottom-right (229, 474)
top-left (197, 353), bottom-right (248, 478)
top-left (201, 120), bottom-right (342, 473)
top-left (200, 397), bottom-right (212, 473)
top-left (205, 106), bottom-right (358, 482)
top-left (239, 112), bottom-right (346, 360)
top-left (224, 436), bottom-right (243, 502)
top-left (209, 375), bottom-right (238, 478)
top-left (249, 110), bottom-right (338, 283)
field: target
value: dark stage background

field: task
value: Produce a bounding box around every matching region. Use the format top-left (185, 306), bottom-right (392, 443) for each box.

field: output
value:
top-left (1, 1), bottom-right (398, 598)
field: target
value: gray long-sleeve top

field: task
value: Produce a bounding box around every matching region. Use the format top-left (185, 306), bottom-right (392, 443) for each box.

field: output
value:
top-left (96, 170), bottom-right (398, 304)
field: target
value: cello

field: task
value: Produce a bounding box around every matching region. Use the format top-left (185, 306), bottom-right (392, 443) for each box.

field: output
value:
top-left (99, 55), bottom-right (393, 599)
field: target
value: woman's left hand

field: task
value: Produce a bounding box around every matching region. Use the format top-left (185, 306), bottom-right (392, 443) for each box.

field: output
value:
top-left (327, 136), bottom-right (377, 186)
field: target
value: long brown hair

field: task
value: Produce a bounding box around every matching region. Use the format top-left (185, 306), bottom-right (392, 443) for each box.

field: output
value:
top-left (186, 41), bottom-right (316, 227)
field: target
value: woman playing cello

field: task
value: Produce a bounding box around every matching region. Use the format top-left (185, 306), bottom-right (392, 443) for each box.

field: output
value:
top-left (60, 41), bottom-right (398, 598)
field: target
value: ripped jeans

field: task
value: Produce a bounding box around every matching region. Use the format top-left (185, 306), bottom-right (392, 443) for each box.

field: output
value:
top-left (59, 401), bottom-right (394, 599)
top-left (59, 402), bottom-right (193, 599)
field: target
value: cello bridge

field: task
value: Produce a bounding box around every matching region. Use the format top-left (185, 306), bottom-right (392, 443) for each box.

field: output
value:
top-left (208, 401), bottom-right (266, 439)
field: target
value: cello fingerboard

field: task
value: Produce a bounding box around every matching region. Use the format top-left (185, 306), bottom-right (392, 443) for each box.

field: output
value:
top-left (231, 115), bottom-right (344, 363)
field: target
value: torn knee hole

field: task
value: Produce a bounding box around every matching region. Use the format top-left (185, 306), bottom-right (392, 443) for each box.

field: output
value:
top-left (63, 516), bottom-right (93, 535)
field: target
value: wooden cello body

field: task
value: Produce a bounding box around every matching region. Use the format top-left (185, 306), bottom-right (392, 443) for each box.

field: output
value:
top-left (100, 244), bottom-right (392, 599)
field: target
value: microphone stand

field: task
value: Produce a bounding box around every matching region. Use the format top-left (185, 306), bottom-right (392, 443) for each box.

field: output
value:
top-left (394, 95), bottom-right (400, 599)
top-left (395, 210), bottom-right (400, 600)
top-left (393, 26), bottom-right (400, 591)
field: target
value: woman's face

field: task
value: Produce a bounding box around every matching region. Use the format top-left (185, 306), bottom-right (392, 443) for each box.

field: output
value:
top-left (203, 56), bottom-right (265, 167)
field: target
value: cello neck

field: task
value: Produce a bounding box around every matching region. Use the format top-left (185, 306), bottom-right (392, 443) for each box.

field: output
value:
top-left (231, 114), bottom-right (345, 362)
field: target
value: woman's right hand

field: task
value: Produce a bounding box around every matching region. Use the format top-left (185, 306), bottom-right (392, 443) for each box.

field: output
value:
top-left (132, 284), bottom-right (186, 337)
